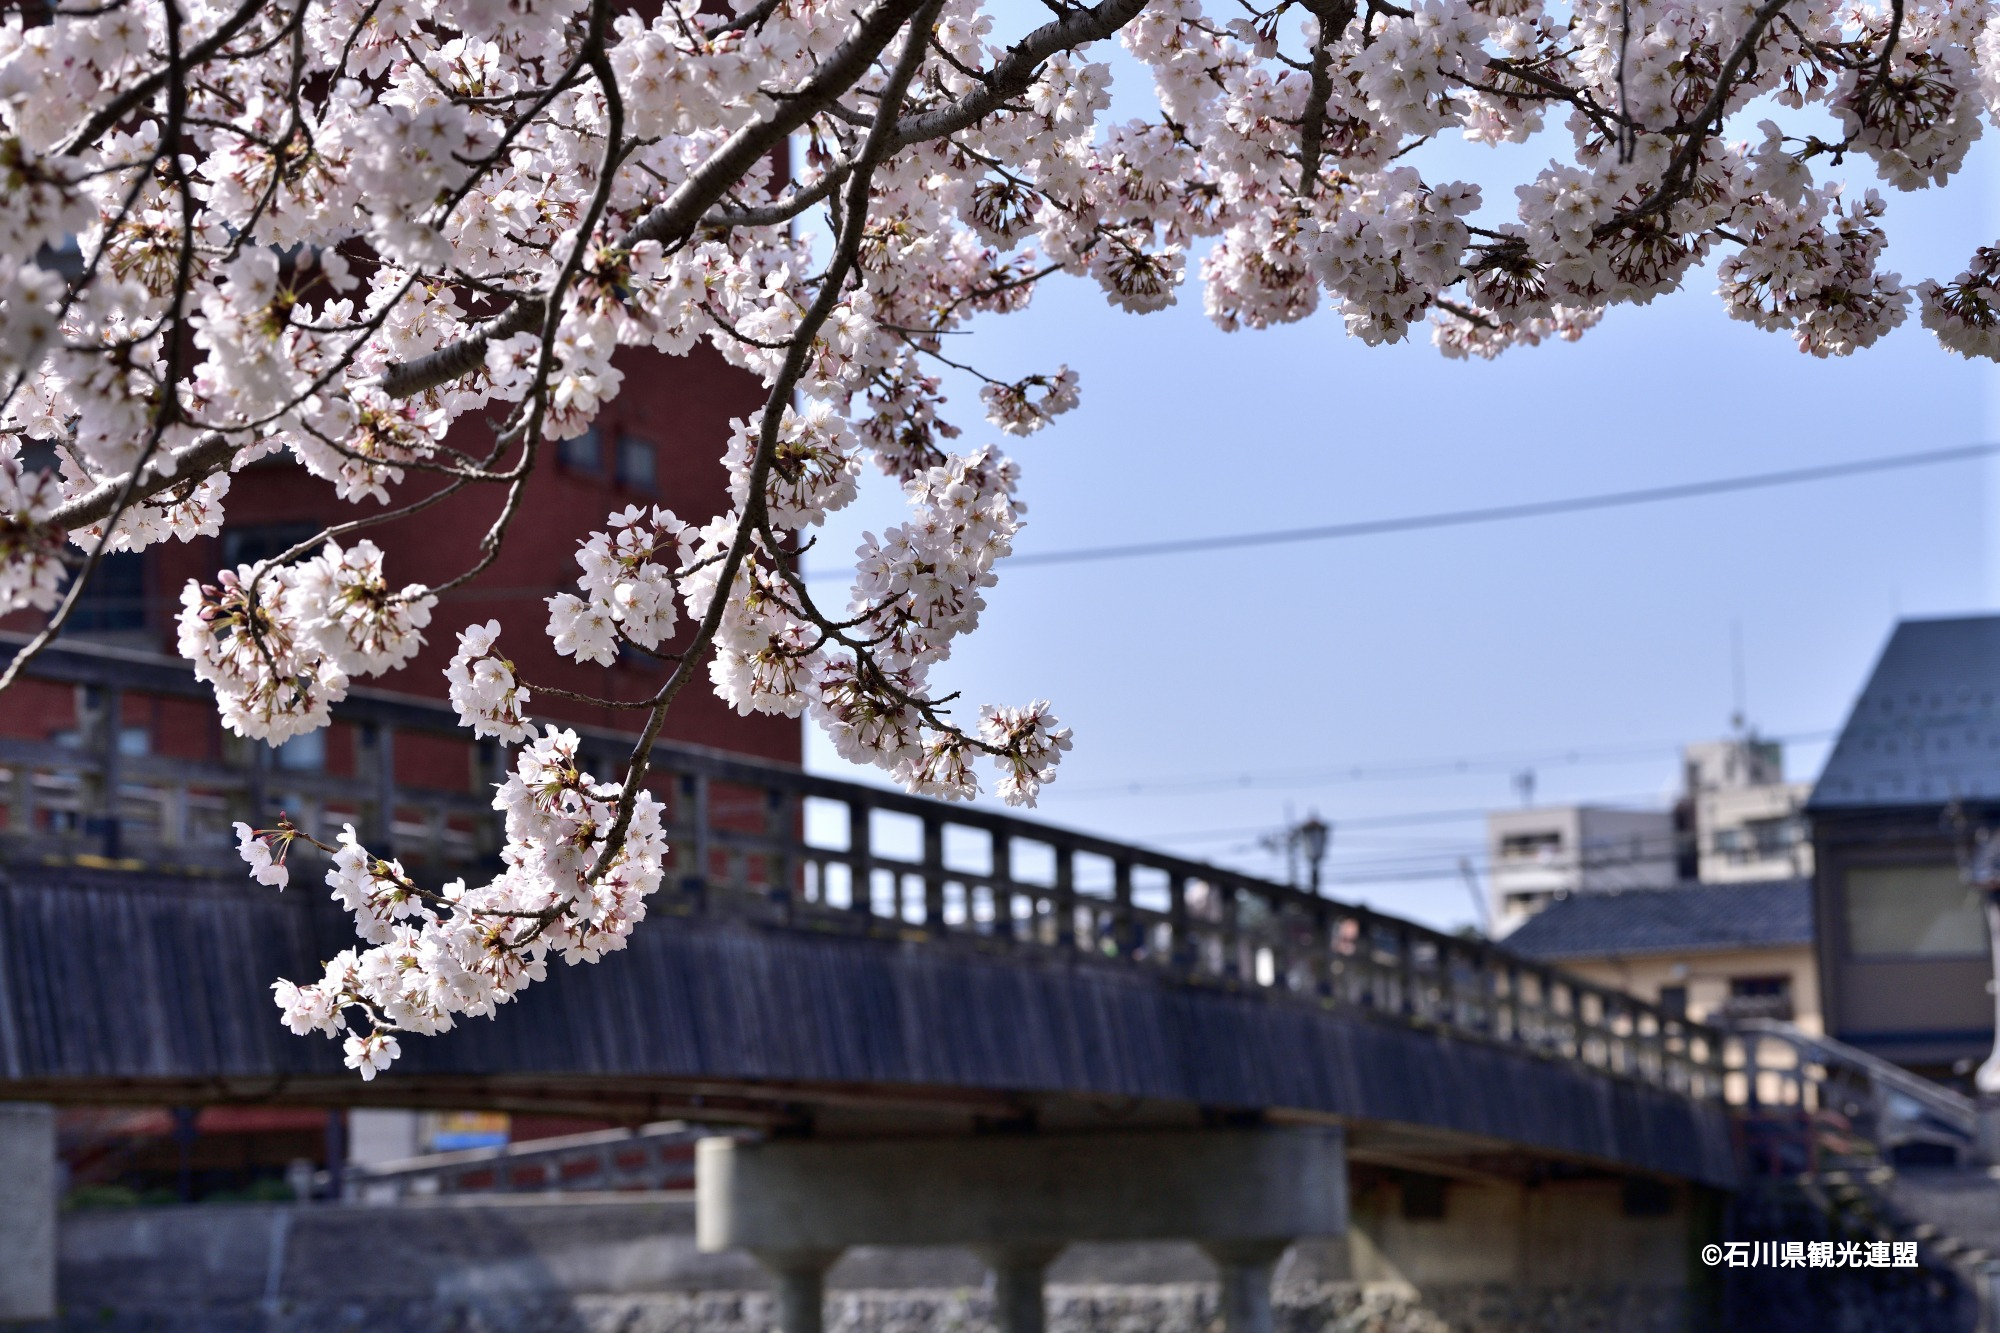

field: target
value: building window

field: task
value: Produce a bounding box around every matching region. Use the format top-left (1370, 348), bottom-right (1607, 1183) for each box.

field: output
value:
top-left (1720, 974), bottom-right (1794, 1022)
top-left (1500, 831), bottom-right (1561, 860)
top-left (559, 425), bottom-right (601, 475)
top-left (616, 432), bottom-right (656, 493)
top-left (51, 725), bottom-right (149, 756)
top-left (1844, 864), bottom-right (1987, 958)
top-left (1657, 985), bottom-right (1688, 1019)
top-left (222, 522), bottom-right (322, 570)
top-left (275, 730), bottom-right (326, 773)
top-left (67, 551), bottom-right (146, 632)
top-left (1717, 817), bottom-right (1805, 861)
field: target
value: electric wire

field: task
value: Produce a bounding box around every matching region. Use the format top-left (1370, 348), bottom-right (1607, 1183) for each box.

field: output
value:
top-left (1054, 727), bottom-right (1835, 799)
top-left (990, 442), bottom-right (2000, 570)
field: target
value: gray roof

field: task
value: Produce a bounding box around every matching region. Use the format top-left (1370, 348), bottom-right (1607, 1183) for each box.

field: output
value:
top-left (1810, 615), bottom-right (2000, 811)
top-left (1503, 879), bottom-right (1813, 961)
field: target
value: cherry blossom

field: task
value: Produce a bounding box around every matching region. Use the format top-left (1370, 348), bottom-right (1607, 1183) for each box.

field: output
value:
top-left (4, 0), bottom-right (1996, 1072)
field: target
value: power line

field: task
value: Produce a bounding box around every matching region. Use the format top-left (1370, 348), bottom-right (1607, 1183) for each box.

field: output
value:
top-left (1054, 727), bottom-right (1835, 800)
top-left (983, 442), bottom-right (2000, 571)
top-left (434, 445), bottom-right (1999, 594)
top-left (1139, 800), bottom-right (1650, 845)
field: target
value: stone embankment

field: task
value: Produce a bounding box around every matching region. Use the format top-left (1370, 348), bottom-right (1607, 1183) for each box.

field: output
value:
top-left (37, 1194), bottom-right (1684, 1333)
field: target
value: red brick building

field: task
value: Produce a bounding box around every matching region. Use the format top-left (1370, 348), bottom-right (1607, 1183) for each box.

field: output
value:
top-left (19, 344), bottom-right (799, 1201)
top-left (6, 342), bottom-right (800, 781)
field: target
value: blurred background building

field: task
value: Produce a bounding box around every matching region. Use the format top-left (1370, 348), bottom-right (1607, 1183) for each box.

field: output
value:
top-left (14, 343), bottom-right (795, 1205)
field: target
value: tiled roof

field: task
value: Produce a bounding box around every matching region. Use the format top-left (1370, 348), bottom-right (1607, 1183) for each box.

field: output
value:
top-left (1503, 878), bottom-right (1813, 961)
top-left (1810, 615), bottom-right (2000, 811)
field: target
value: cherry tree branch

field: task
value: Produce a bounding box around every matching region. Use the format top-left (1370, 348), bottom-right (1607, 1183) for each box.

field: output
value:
top-left (588, 0), bottom-right (947, 881)
top-left (375, 0), bottom-right (1150, 403)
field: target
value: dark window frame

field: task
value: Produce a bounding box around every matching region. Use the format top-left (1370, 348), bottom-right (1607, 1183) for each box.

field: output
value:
top-left (615, 431), bottom-right (657, 494)
top-left (559, 425), bottom-right (603, 475)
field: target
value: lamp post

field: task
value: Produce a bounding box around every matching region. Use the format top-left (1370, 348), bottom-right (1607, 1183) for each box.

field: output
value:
top-left (1298, 813), bottom-right (1330, 895)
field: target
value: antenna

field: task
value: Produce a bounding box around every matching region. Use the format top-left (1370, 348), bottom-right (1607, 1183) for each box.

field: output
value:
top-left (1730, 619), bottom-right (1746, 733)
top-left (1512, 768), bottom-right (1536, 807)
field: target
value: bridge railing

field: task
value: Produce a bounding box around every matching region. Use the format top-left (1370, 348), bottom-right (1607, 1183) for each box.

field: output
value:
top-left (1719, 1020), bottom-right (1980, 1174)
top-left (0, 635), bottom-right (1729, 1102)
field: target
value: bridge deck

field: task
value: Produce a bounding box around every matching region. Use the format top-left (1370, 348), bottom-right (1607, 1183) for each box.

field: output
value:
top-left (0, 861), bottom-right (1734, 1186)
top-left (0, 638), bottom-right (1736, 1188)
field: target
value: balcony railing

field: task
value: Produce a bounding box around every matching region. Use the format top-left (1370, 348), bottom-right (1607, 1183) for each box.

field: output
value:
top-left (0, 634), bottom-right (1730, 1102)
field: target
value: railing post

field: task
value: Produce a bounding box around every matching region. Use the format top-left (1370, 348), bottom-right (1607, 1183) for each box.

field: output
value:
top-left (1536, 973), bottom-right (1558, 1054)
top-left (1311, 903), bottom-right (1333, 997)
top-left (9, 760), bottom-right (32, 837)
top-left (987, 828), bottom-right (1011, 938)
top-left (90, 684), bottom-right (122, 860)
top-left (1396, 926), bottom-right (1416, 1016)
top-left (770, 789), bottom-right (797, 921)
top-left (1563, 981), bottom-right (1583, 1060)
top-left (364, 721), bottom-right (396, 855)
top-left (1348, 907), bottom-right (1377, 1008)
top-left (1265, 896), bottom-right (1292, 990)
top-left (921, 815), bottom-right (945, 931)
top-left (1220, 883), bottom-right (1241, 981)
top-left (1052, 847), bottom-right (1075, 949)
top-left (847, 799), bottom-right (871, 921)
top-left (158, 779), bottom-right (187, 849)
top-left (1435, 939), bottom-right (1458, 1027)
top-left (1113, 859), bottom-right (1135, 957)
top-left (1464, 944), bottom-right (1490, 1034)
top-left (1169, 873), bottom-right (1192, 971)
top-left (682, 772), bottom-right (710, 905)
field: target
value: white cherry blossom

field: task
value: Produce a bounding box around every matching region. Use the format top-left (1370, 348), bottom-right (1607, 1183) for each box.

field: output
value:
top-left (5, 0), bottom-right (1997, 1074)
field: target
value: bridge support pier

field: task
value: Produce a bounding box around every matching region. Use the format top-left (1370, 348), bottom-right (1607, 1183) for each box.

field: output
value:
top-left (975, 1243), bottom-right (1063, 1333)
top-left (750, 1247), bottom-right (843, 1333)
top-left (0, 1103), bottom-right (56, 1323)
top-left (698, 1124), bottom-right (1344, 1333)
top-left (1202, 1239), bottom-right (1289, 1333)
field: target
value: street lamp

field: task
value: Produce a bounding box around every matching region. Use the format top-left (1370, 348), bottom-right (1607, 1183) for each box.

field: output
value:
top-left (1944, 802), bottom-right (2000, 1094)
top-left (1298, 813), bottom-right (1330, 895)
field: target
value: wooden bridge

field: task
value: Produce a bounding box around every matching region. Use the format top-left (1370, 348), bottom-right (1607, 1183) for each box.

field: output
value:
top-left (0, 636), bottom-right (1739, 1192)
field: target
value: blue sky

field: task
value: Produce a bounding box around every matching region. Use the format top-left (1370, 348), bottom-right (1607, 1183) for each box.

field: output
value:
top-left (800, 43), bottom-right (2000, 933)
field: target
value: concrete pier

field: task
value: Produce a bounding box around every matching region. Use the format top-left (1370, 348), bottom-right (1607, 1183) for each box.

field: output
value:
top-left (0, 1103), bottom-right (55, 1323)
top-left (975, 1244), bottom-right (1064, 1333)
top-left (1202, 1240), bottom-right (1290, 1333)
top-left (751, 1248), bottom-right (842, 1333)
top-left (698, 1125), bottom-right (1345, 1333)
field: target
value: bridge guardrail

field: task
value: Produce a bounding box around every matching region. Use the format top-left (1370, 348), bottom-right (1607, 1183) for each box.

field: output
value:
top-left (1721, 1019), bottom-right (1980, 1174)
top-left (0, 634), bottom-right (1730, 1104)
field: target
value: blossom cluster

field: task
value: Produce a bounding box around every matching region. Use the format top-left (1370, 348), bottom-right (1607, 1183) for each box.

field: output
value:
top-left (250, 728), bottom-right (667, 1079)
top-left (5, 0), bottom-right (2000, 1074)
top-left (176, 540), bottom-right (435, 742)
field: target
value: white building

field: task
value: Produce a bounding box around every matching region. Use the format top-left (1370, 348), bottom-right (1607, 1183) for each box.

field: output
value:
top-left (1487, 805), bottom-right (1678, 937)
top-left (1681, 736), bottom-right (1813, 884)
top-left (1487, 734), bottom-right (1814, 937)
